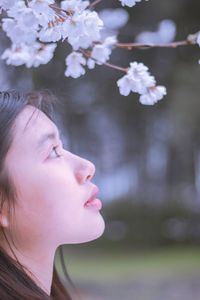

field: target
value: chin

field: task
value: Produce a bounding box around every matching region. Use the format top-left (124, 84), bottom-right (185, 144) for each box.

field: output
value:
top-left (86, 222), bottom-right (105, 243)
top-left (70, 217), bottom-right (106, 244)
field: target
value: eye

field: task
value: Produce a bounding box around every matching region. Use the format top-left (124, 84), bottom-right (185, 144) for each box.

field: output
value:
top-left (49, 145), bottom-right (62, 159)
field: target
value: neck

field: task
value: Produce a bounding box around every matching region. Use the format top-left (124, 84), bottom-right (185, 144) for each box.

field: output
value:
top-left (0, 239), bottom-right (56, 296)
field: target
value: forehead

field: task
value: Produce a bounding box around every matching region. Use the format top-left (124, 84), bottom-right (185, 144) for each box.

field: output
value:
top-left (11, 104), bottom-right (58, 148)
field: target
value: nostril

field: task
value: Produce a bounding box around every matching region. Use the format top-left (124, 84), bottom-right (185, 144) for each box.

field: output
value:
top-left (86, 174), bottom-right (92, 180)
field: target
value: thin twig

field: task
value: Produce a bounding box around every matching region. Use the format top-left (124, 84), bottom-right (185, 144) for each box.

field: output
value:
top-left (88, 0), bottom-right (103, 9)
top-left (80, 49), bottom-right (127, 72)
top-left (49, 4), bottom-right (72, 17)
top-left (48, 4), bottom-right (76, 23)
top-left (103, 61), bottom-right (128, 72)
top-left (116, 39), bottom-right (193, 50)
top-left (49, 4), bottom-right (66, 13)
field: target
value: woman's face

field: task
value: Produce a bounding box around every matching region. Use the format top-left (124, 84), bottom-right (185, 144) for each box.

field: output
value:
top-left (4, 104), bottom-right (105, 252)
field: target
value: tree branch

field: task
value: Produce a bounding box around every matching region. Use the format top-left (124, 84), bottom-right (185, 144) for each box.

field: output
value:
top-left (81, 49), bottom-right (128, 72)
top-left (102, 61), bottom-right (128, 72)
top-left (116, 39), bottom-right (194, 50)
top-left (88, 0), bottom-right (104, 9)
top-left (49, 4), bottom-right (72, 17)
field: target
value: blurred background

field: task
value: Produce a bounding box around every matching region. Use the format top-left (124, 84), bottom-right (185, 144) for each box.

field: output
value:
top-left (1, 0), bottom-right (200, 299)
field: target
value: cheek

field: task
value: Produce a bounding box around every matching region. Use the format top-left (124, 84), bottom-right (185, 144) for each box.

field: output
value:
top-left (12, 160), bottom-right (81, 239)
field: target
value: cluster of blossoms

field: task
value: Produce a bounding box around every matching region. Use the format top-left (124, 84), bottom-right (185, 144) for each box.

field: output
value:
top-left (65, 36), bottom-right (117, 77)
top-left (1, 42), bottom-right (57, 67)
top-left (0, 0), bottom-right (169, 105)
top-left (119, 0), bottom-right (148, 7)
top-left (117, 62), bottom-right (166, 105)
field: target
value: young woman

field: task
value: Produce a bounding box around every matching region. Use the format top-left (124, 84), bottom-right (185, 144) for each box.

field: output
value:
top-left (0, 90), bottom-right (105, 299)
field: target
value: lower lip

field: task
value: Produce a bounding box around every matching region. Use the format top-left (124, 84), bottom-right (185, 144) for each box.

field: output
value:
top-left (84, 198), bottom-right (102, 211)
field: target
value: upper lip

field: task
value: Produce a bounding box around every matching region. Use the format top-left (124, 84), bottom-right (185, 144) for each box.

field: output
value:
top-left (85, 185), bottom-right (99, 204)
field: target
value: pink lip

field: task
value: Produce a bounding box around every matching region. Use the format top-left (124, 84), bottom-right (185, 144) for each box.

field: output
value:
top-left (85, 185), bottom-right (99, 204)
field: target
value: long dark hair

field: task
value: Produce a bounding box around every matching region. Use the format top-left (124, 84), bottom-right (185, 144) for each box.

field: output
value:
top-left (0, 90), bottom-right (78, 300)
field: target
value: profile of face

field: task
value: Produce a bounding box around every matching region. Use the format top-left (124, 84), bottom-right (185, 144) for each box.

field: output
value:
top-left (3, 104), bottom-right (105, 254)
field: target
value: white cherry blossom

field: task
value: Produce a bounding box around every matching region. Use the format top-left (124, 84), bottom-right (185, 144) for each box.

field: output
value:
top-left (2, 18), bottom-right (37, 45)
top-left (126, 62), bottom-right (156, 94)
top-left (0, 0), bottom-right (16, 10)
top-left (60, 10), bottom-right (104, 49)
top-left (119, 0), bottom-right (142, 7)
top-left (87, 58), bottom-right (95, 69)
top-left (61, 0), bottom-right (89, 13)
top-left (90, 45), bottom-right (111, 64)
top-left (88, 36), bottom-right (117, 66)
top-left (1, 42), bottom-right (57, 67)
top-left (117, 61), bottom-right (166, 105)
top-left (117, 75), bottom-right (136, 96)
top-left (1, 44), bottom-right (31, 66)
top-left (7, 2), bottom-right (39, 30)
top-left (39, 24), bottom-right (62, 42)
top-left (7, 1), bottom-right (26, 18)
top-left (65, 52), bottom-right (86, 78)
top-left (26, 43), bottom-right (57, 67)
top-left (65, 10), bottom-right (104, 50)
top-left (139, 86), bottom-right (167, 105)
top-left (28, 0), bottom-right (56, 27)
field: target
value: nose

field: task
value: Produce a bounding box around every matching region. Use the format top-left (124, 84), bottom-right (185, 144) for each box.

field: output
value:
top-left (74, 155), bottom-right (96, 184)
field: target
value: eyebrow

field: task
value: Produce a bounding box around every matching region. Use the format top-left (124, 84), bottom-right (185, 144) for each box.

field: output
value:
top-left (36, 130), bottom-right (60, 150)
